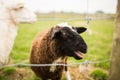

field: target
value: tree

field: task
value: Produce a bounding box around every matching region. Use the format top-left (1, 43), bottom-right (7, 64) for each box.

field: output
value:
top-left (96, 10), bottom-right (104, 14)
top-left (108, 0), bottom-right (120, 80)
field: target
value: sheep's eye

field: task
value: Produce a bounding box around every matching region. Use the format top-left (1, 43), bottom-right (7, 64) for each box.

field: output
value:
top-left (13, 5), bottom-right (24, 11)
top-left (19, 6), bottom-right (24, 9)
top-left (13, 8), bottom-right (18, 11)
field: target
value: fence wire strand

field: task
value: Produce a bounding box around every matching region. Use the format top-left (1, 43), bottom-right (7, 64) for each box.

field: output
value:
top-left (0, 0), bottom-right (112, 70)
top-left (0, 16), bottom-right (113, 21)
top-left (0, 59), bottom-right (110, 69)
top-left (0, 15), bottom-right (111, 69)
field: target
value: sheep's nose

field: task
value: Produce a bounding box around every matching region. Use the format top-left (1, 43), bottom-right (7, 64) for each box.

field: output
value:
top-left (81, 45), bottom-right (87, 53)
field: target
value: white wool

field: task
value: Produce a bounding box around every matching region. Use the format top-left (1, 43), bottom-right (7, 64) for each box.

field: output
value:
top-left (65, 70), bottom-right (72, 80)
top-left (0, 0), bottom-right (36, 67)
top-left (57, 22), bottom-right (71, 28)
top-left (3, 0), bottom-right (36, 24)
top-left (50, 57), bottom-right (62, 72)
top-left (0, 22), bottom-right (17, 66)
top-left (57, 22), bottom-right (76, 32)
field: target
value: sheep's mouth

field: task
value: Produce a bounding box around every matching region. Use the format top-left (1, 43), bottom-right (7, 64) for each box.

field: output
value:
top-left (74, 51), bottom-right (84, 60)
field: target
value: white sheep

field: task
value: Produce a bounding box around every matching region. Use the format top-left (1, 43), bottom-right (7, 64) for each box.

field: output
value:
top-left (0, 0), bottom-right (37, 67)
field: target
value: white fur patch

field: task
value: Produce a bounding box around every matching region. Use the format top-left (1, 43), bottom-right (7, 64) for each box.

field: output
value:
top-left (50, 57), bottom-right (62, 72)
top-left (57, 22), bottom-right (76, 32)
top-left (57, 22), bottom-right (71, 28)
top-left (0, 22), bottom-right (17, 66)
top-left (0, 0), bottom-right (36, 67)
top-left (65, 70), bottom-right (71, 80)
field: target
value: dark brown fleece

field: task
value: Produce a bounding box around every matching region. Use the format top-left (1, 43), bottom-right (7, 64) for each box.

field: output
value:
top-left (30, 29), bottom-right (67, 80)
top-left (30, 26), bottom-right (87, 80)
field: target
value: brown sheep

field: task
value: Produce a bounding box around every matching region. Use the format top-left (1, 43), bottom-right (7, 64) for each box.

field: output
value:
top-left (30, 24), bottom-right (87, 80)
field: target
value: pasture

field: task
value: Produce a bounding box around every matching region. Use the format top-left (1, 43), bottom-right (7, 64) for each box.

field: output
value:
top-left (1, 13), bottom-right (114, 80)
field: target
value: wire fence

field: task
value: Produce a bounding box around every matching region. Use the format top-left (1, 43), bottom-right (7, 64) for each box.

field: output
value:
top-left (0, 15), bottom-right (113, 69)
top-left (0, 59), bottom-right (110, 69)
top-left (37, 17), bottom-right (112, 21)
top-left (0, 0), bottom-right (112, 69)
top-left (0, 16), bottom-right (113, 21)
top-left (0, 1), bottom-right (114, 80)
top-left (0, 15), bottom-right (112, 69)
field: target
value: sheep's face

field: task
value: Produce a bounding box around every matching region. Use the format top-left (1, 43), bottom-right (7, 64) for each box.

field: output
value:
top-left (7, 1), bottom-right (37, 23)
top-left (51, 26), bottom-right (87, 60)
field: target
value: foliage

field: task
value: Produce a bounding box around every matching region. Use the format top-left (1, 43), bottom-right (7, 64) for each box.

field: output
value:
top-left (95, 62), bottom-right (110, 69)
top-left (8, 13), bottom-right (114, 79)
top-left (3, 67), bottom-right (15, 75)
top-left (11, 20), bottom-right (113, 64)
top-left (90, 69), bottom-right (108, 80)
top-left (96, 10), bottom-right (104, 14)
top-left (0, 75), bottom-right (7, 80)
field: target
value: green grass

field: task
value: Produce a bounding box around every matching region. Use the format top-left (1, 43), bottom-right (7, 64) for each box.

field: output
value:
top-left (0, 75), bottom-right (7, 80)
top-left (3, 67), bottom-right (15, 75)
top-left (68, 20), bottom-right (113, 64)
top-left (90, 68), bottom-right (108, 80)
top-left (8, 13), bottom-right (114, 79)
top-left (11, 19), bottom-right (114, 67)
top-left (0, 67), bottom-right (15, 80)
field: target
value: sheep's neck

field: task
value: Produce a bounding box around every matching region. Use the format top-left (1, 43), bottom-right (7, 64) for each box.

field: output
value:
top-left (0, 7), bottom-right (17, 26)
top-left (7, 8), bottom-right (17, 26)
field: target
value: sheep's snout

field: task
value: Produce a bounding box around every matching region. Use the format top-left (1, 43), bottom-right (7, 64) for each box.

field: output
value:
top-left (80, 44), bottom-right (88, 53)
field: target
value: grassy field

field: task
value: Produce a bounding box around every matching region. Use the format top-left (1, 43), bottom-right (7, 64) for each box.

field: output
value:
top-left (2, 13), bottom-right (113, 80)
top-left (11, 19), bottom-right (114, 64)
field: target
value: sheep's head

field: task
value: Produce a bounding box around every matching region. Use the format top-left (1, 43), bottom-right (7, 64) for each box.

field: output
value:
top-left (5, 0), bottom-right (37, 23)
top-left (51, 24), bottom-right (87, 60)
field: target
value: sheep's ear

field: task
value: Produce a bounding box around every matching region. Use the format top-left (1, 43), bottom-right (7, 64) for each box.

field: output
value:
top-left (51, 27), bottom-right (61, 40)
top-left (75, 27), bottom-right (87, 34)
top-left (0, 1), bottom-right (4, 5)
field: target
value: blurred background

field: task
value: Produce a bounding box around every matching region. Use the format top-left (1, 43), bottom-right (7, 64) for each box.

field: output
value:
top-left (0, 0), bottom-right (117, 80)
top-left (24, 0), bottom-right (116, 14)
